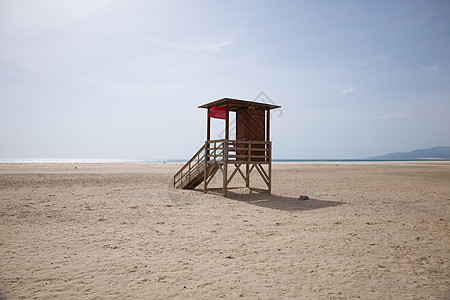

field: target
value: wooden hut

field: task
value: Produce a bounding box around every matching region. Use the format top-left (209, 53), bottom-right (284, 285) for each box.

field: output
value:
top-left (173, 98), bottom-right (281, 197)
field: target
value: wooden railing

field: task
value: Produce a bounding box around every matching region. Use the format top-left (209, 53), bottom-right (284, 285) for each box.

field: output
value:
top-left (206, 139), bottom-right (271, 164)
top-left (173, 144), bottom-right (206, 188)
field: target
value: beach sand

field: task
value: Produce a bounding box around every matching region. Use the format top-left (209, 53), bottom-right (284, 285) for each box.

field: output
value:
top-left (0, 162), bottom-right (449, 299)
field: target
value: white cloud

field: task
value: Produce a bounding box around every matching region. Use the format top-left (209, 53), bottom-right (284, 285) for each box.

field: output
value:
top-left (378, 114), bottom-right (404, 120)
top-left (340, 85), bottom-right (356, 96)
top-left (420, 65), bottom-right (438, 72)
top-left (145, 36), bottom-right (235, 52)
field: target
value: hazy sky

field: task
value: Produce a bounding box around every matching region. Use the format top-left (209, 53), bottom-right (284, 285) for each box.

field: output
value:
top-left (1, 0), bottom-right (449, 160)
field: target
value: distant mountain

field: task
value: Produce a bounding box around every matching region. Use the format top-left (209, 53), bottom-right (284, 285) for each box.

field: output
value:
top-left (370, 146), bottom-right (450, 160)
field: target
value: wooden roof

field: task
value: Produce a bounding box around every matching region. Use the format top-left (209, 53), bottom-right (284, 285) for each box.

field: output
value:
top-left (198, 98), bottom-right (281, 111)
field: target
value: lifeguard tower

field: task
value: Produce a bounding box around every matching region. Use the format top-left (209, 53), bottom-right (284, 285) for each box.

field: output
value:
top-left (173, 98), bottom-right (281, 197)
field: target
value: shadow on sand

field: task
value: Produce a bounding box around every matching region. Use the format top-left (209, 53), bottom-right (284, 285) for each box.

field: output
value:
top-left (203, 188), bottom-right (345, 212)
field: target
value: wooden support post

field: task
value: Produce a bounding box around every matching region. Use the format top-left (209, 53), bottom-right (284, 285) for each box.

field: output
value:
top-left (204, 141), bottom-right (208, 193)
top-left (205, 108), bottom-right (210, 194)
top-left (207, 108), bottom-right (211, 141)
top-left (268, 142), bottom-right (272, 194)
top-left (225, 103), bottom-right (229, 140)
top-left (246, 164), bottom-right (250, 187)
top-left (223, 140), bottom-right (228, 197)
top-left (246, 140), bottom-right (251, 187)
top-left (223, 103), bottom-right (229, 197)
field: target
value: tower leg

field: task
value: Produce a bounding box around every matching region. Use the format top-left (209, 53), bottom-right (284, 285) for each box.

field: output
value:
top-left (223, 140), bottom-right (228, 197)
top-left (204, 141), bottom-right (208, 193)
top-left (268, 142), bottom-right (272, 194)
top-left (246, 163), bottom-right (250, 188)
top-left (203, 164), bottom-right (207, 193)
top-left (223, 162), bottom-right (227, 197)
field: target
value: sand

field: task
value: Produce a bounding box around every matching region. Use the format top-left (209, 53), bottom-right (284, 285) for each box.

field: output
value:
top-left (0, 162), bottom-right (449, 299)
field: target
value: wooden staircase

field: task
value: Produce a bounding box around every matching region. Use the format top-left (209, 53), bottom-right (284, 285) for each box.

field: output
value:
top-left (173, 144), bottom-right (220, 190)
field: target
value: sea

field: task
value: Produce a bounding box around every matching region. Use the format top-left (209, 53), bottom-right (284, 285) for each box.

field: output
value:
top-left (0, 158), bottom-right (156, 164)
top-left (0, 158), bottom-right (447, 164)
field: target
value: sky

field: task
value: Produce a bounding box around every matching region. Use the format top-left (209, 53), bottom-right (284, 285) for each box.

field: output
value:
top-left (1, 0), bottom-right (449, 160)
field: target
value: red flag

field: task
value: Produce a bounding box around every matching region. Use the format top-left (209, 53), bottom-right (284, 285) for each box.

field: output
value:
top-left (208, 106), bottom-right (227, 119)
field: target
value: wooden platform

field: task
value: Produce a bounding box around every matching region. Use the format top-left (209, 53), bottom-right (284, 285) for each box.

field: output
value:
top-left (174, 139), bottom-right (272, 197)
